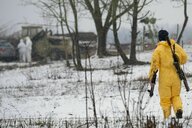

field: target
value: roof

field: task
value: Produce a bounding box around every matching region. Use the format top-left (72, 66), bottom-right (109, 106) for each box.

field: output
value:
top-left (55, 32), bottom-right (97, 41)
top-left (22, 25), bottom-right (43, 29)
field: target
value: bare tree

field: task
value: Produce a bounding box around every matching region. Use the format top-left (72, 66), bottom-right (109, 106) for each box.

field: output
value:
top-left (83, 0), bottom-right (133, 58)
top-left (25, 0), bottom-right (83, 69)
top-left (112, 0), bottom-right (130, 64)
top-left (58, 0), bottom-right (70, 66)
top-left (68, 0), bottom-right (83, 70)
top-left (24, 0), bottom-right (70, 65)
top-left (127, 0), bottom-right (153, 63)
top-left (116, 66), bottom-right (134, 128)
top-left (171, 0), bottom-right (189, 44)
top-left (0, 24), bottom-right (8, 38)
top-left (84, 43), bottom-right (98, 127)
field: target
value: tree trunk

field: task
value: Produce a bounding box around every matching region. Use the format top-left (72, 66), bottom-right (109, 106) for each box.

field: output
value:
top-left (97, 29), bottom-right (108, 58)
top-left (74, 34), bottom-right (83, 70)
top-left (130, 0), bottom-right (138, 63)
top-left (112, 0), bottom-right (130, 65)
top-left (58, 0), bottom-right (70, 66)
top-left (69, 0), bottom-right (83, 70)
top-left (92, 10), bottom-right (108, 58)
top-left (177, 0), bottom-right (188, 44)
top-left (61, 0), bottom-right (77, 67)
top-left (114, 31), bottom-right (130, 64)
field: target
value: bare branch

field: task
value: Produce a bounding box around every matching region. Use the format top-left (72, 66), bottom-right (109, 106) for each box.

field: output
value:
top-left (138, 0), bottom-right (153, 13)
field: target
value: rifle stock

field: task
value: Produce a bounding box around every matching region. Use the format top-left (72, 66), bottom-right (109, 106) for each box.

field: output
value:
top-left (182, 70), bottom-right (190, 92)
top-left (148, 71), bottom-right (158, 97)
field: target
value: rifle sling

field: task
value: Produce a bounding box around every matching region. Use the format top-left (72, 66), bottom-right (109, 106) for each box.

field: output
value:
top-left (167, 39), bottom-right (183, 79)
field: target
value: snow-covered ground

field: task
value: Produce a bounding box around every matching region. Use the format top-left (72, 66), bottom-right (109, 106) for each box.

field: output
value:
top-left (0, 46), bottom-right (192, 126)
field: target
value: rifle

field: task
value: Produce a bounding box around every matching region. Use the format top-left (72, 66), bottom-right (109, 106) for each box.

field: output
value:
top-left (148, 70), bottom-right (158, 97)
top-left (167, 39), bottom-right (190, 92)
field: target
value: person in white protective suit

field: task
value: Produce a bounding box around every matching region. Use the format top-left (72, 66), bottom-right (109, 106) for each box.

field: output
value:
top-left (17, 39), bottom-right (26, 62)
top-left (25, 36), bottom-right (32, 63)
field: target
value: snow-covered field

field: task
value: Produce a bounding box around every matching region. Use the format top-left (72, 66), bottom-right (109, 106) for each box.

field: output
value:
top-left (0, 46), bottom-right (192, 127)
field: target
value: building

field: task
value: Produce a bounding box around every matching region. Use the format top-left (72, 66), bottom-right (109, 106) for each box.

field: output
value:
top-left (55, 32), bottom-right (97, 57)
top-left (22, 25), bottom-right (43, 38)
top-left (56, 32), bottom-right (97, 47)
top-left (31, 30), bottom-right (97, 60)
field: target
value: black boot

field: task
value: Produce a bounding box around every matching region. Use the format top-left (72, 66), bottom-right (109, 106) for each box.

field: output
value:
top-left (176, 109), bottom-right (183, 118)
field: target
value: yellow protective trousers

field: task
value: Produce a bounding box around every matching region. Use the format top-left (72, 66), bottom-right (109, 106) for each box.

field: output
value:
top-left (159, 78), bottom-right (182, 119)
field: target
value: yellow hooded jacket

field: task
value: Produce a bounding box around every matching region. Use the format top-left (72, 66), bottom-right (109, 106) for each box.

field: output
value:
top-left (149, 39), bottom-right (187, 97)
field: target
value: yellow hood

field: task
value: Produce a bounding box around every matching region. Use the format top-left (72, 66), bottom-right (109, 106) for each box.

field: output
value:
top-left (157, 39), bottom-right (176, 48)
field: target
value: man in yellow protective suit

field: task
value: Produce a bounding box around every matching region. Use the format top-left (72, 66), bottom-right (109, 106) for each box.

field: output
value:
top-left (148, 30), bottom-right (188, 120)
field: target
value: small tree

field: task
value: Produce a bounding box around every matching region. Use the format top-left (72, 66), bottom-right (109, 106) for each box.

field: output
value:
top-left (68, 0), bottom-right (83, 70)
top-left (127, 0), bottom-right (153, 63)
top-left (24, 0), bottom-right (83, 69)
top-left (112, 0), bottom-right (130, 65)
top-left (84, 42), bottom-right (98, 127)
top-left (171, 0), bottom-right (189, 44)
top-left (140, 17), bottom-right (158, 44)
